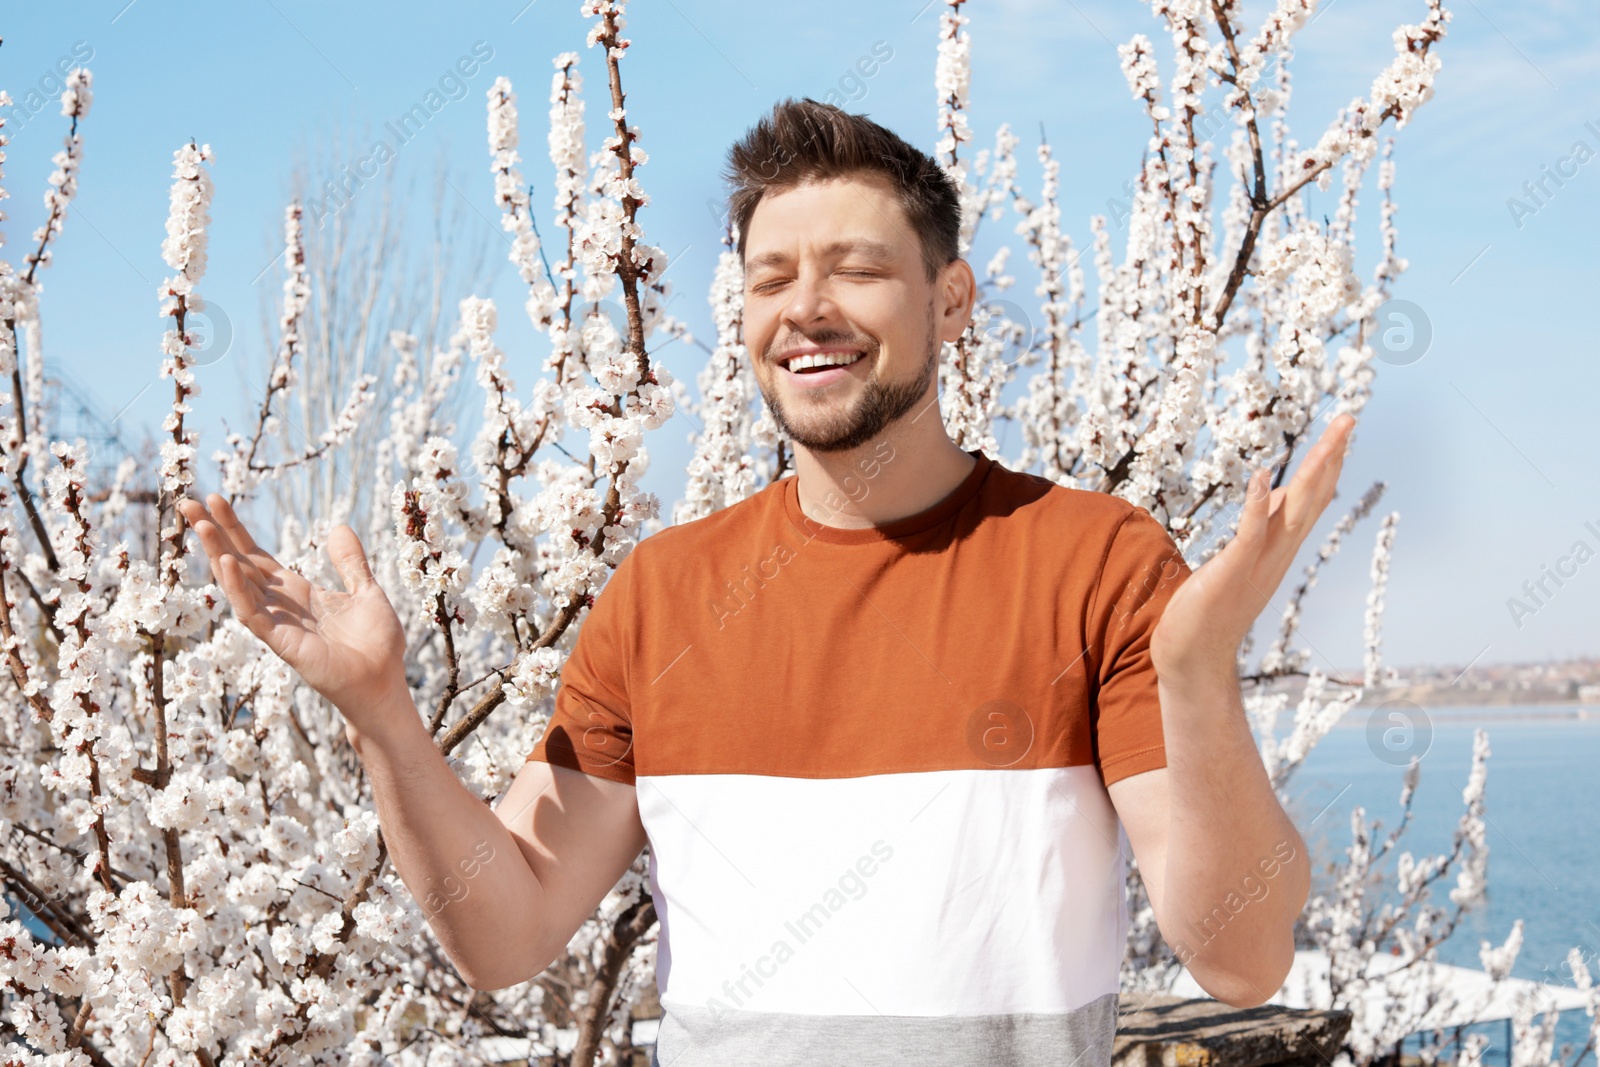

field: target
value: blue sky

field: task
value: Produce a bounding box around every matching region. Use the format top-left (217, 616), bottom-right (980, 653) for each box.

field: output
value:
top-left (3, 0), bottom-right (1597, 673)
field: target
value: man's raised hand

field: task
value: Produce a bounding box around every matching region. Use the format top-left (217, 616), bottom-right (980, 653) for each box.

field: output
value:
top-left (1150, 413), bottom-right (1357, 686)
top-left (177, 494), bottom-right (411, 743)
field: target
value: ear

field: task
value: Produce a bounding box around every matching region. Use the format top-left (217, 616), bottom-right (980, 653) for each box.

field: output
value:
top-left (935, 257), bottom-right (977, 344)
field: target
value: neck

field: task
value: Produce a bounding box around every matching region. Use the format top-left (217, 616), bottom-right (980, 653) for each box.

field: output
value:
top-left (791, 392), bottom-right (978, 530)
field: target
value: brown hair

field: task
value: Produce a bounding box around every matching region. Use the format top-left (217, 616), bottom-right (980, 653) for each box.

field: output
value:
top-left (724, 98), bottom-right (961, 280)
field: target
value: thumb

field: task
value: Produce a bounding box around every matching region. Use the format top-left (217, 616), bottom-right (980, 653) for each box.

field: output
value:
top-left (327, 525), bottom-right (374, 594)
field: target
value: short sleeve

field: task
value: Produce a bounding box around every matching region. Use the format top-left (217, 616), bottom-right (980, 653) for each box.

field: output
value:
top-left (526, 550), bottom-right (639, 786)
top-left (1086, 505), bottom-right (1191, 786)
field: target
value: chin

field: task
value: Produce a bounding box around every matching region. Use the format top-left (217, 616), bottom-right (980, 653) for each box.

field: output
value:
top-left (783, 411), bottom-right (881, 454)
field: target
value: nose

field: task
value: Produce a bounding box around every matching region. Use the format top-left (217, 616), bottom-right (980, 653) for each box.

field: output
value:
top-left (780, 269), bottom-right (838, 333)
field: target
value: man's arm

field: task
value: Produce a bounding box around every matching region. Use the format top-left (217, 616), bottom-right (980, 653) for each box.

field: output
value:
top-left (1106, 414), bottom-right (1355, 1007)
top-left (350, 710), bottom-right (646, 991)
top-left (176, 493), bottom-right (645, 992)
top-left (1107, 674), bottom-right (1309, 1007)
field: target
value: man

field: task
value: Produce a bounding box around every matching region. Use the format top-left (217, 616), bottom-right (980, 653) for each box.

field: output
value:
top-left (179, 98), bottom-right (1354, 1065)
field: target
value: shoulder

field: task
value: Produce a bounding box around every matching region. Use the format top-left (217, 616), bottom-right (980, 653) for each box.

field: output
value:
top-left (980, 459), bottom-right (1152, 542)
top-left (978, 462), bottom-right (1184, 604)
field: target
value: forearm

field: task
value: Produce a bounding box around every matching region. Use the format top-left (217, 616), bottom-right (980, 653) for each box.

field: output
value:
top-left (347, 697), bottom-right (550, 990)
top-left (1154, 664), bottom-right (1309, 1002)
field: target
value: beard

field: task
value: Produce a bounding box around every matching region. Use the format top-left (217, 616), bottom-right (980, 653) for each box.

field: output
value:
top-left (757, 304), bottom-right (940, 455)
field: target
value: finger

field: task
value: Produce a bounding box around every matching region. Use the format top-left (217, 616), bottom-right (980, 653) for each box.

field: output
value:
top-left (204, 493), bottom-right (263, 554)
top-left (1280, 415), bottom-right (1354, 535)
top-left (1234, 466), bottom-right (1274, 551)
top-left (176, 496), bottom-right (212, 529)
top-left (1304, 414), bottom-right (1355, 478)
top-left (183, 495), bottom-right (253, 566)
top-left (1196, 466), bottom-right (1275, 610)
top-left (178, 497), bottom-right (226, 557)
top-left (205, 493), bottom-right (293, 581)
top-left (327, 524), bottom-right (374, 594)
top-left (189, 516), bottom-right (272, 593)
top-left (216, 553), bottom-right (274, 642)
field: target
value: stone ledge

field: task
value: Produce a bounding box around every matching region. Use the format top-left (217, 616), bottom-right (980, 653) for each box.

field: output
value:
top-left (1114, 994), bottom-right (1352, 1067)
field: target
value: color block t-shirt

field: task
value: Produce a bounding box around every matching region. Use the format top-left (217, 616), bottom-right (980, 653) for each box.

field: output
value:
top-left (527, 448), bottom-right (1191, 1067)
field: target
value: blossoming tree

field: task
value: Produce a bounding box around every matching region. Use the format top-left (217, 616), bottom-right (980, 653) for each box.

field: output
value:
top-left (1, 1), bottom-right (1596, 1066)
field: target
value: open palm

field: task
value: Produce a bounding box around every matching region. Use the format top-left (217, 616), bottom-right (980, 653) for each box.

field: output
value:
top-left (178, 494), bottom-right (409, 729)
top-left (1151, 414), bottom-right (1357, 684)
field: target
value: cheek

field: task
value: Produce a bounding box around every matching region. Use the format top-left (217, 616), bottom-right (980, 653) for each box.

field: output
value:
top-left (860, 292), bottom-right (922, 355)
top-left (743, 304), bottom-right (781, 357)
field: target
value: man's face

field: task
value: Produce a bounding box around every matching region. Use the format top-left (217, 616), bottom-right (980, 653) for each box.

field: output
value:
top-left (741, 173), bottom-right (954, 454)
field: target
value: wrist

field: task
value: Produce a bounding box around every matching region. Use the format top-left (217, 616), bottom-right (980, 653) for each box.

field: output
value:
top-left (340, 681), bottom-right (428, 756)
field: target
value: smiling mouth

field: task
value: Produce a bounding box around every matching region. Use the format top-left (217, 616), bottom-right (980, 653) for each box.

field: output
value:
top-left (778, 350), bottom-right (866, 374)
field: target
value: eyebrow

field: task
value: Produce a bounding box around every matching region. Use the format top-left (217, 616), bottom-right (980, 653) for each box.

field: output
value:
top-left (744, 239), bottom-right (900, 275)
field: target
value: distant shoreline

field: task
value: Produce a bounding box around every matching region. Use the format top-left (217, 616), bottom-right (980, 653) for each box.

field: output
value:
top-left (1332, 704), bottom-right (1600, 725)
top-left (1277, 657), bottom-right (1600, 712)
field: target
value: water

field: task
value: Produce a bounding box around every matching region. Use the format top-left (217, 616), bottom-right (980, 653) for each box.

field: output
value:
top-left (1292, 707), bottom-right (1600, 1062)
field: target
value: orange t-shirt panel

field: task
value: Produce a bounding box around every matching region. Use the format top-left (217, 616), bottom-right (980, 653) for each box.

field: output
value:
top-left (528, 450), bottom-right (1190, 787)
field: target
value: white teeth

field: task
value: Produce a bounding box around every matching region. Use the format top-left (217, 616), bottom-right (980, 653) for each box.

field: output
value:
top-left (786, 351), bottom-right (862, 373)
